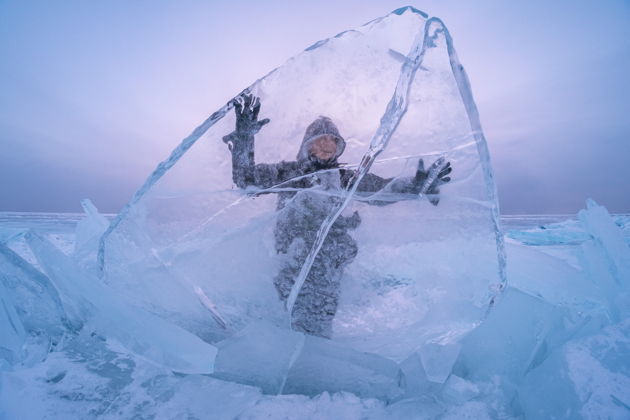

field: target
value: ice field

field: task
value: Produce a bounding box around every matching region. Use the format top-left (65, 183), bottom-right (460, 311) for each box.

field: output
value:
top-left (1, 206), bottom-right (629, 419)
top-left (2, 6), bottom-right (630, 419)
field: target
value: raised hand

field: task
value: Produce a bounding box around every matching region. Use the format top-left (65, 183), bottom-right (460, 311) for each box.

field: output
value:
top-left (414, 157), bottom-right (452, 206)
top-left (233, 93), bottom-right (270, 136)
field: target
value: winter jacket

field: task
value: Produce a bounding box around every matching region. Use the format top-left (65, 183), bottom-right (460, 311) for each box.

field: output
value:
top-left (225, 116), bottom-right (420, 337)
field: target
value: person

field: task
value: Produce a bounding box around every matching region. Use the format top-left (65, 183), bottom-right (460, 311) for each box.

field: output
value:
top-left (223, 94), bottom-right (452, 338)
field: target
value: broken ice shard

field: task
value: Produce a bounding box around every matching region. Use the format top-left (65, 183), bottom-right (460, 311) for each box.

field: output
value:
top-left (25, 231), bottom-right (217, 374)
top-left (98, 5), bottom-right (505, 394)
top-left (211, 321), bottom-right (403, 400)
top-left (73, 199), bottom-right (110, 267)
top-left (578, 199), bottom-right (630, 321)
top-left (211, 322), bottom-right (305, 394)
top-left (519, 319), bottom-right (630, 419)
top-left (0, 243), bottom-right (70, 339)
top-left (453, 287), bottom-right (564, 388)
top-left (282, 333), bottom-right (404, 401)
top-left (0, 278), bottom-right (26, 365)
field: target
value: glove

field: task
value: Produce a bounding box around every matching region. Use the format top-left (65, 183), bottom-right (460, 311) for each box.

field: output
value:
top-left (346, 210), bottom-right (361, 230)
top-left (223, 94), bottom-right (270, 151)
top-left (226, 94), bottom-right (270, 139)
top-left (222, 94), bottom-right (270, 187)
top-left (414, 157), bottom-right (452, 206)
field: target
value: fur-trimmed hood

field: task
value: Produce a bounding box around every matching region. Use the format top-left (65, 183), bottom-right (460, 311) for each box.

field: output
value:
top-left (296, 116), bottom-right (346, 165)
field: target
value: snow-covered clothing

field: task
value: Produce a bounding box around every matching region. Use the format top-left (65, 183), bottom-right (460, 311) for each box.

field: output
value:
top-left (224, 97), bottom-right (450, 338)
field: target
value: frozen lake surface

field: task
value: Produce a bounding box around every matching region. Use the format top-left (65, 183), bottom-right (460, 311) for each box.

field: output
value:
top-left (1, 207), bottom-right (629, 419)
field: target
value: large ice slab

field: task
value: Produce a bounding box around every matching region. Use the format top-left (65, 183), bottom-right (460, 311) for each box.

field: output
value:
top-left (0, 243), bottom-right (69, 339)
top-left (453, 287), bottom-right (565, 387)
top-left (97, 6), bottom-right (505, 396)
top-left (73, 199), bottom-right (110, 268)
top-left (212, 321), bottom-right (404, 401)
top-left (283, 334), bottom-right (404, 401)
top-left (519, 319), bottom-right (630, 419)
top-left (506, 241), bottom-right (604, 312)
top-left (0, 243), bottom-right (70, 368)
top-left (212, 322), bottom-right (305, 394)
top-left (2, 206), bottom-right (629, 417)
top-left (24, 231), bottom-right (217, 374)
top-left (579, 199), bottom-right (630, 282)
top-left (0, 279), bottom-right (26, 365)
top-left (578, 199), bottom-right (630, 321)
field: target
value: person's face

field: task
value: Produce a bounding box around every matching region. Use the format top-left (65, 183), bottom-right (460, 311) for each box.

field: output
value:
top-left (309, 135), bottom-right (338, 161)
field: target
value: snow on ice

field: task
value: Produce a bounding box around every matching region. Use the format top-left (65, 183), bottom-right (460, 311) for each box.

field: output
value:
top-left (1, 6), bottom-right (630, 420)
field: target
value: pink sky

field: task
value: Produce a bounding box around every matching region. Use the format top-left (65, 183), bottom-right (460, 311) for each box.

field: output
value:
top-left (1, 0), bottom-right (629, 213)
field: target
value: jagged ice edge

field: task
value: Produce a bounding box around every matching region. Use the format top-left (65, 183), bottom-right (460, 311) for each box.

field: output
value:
top-left (95, 8), bottom-right (418, 277)
top-left (97, 8), bottom-right (506, 313)
top-left (285, 18), bottom-right (430, 316)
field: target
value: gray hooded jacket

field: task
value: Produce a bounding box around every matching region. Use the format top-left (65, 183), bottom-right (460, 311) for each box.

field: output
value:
top-left (226, 116), bottom-right (422, 337)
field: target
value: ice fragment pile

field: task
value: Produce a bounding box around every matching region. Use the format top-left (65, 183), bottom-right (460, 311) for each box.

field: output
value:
top-left (2, 192), bottom-right (630, 418)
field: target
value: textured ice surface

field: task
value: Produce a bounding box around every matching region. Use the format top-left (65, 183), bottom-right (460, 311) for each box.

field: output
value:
top-left (0, 331), bottom-right (262, 420)
top-left (98, 6), bottom-right (504, 383)
top-left (1, 203), bottom-right (629, 418)
top-left (506, 211), bottom-right (630, 247)
top-left (417, 341), bottom-right (462, 384)
top-left (519, 319), bottom-right (630, 419)
top-left (579, 200), bottom-right (630, 284)
top-left (0, 279), bottom-right (26, 365)
top-left (0, 244), bottom-right (68, 335)
top-left (282, 334), bottom-right (404, 401)
top-left (0, 243), bottom-right (69, 367)
top-left (211, 322), bottom-right (305, 394)
top-left (24, 231), bottom-right (217, 374)
top-left (454, 287), bottom-right (564, 386)
top-left (506, 241), bottom-right (604, 311)
top-left (211, 321), bottom-right (403, 400)
top-left (578, 199), bottom-right (630, 321)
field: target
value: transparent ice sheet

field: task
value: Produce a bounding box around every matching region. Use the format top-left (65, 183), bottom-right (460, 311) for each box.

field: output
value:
top-left (98, 6), bottom-right (505, 391)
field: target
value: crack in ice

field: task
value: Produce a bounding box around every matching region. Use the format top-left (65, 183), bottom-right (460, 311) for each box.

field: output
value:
top-left (285, 20), bottom-right (440, 319)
